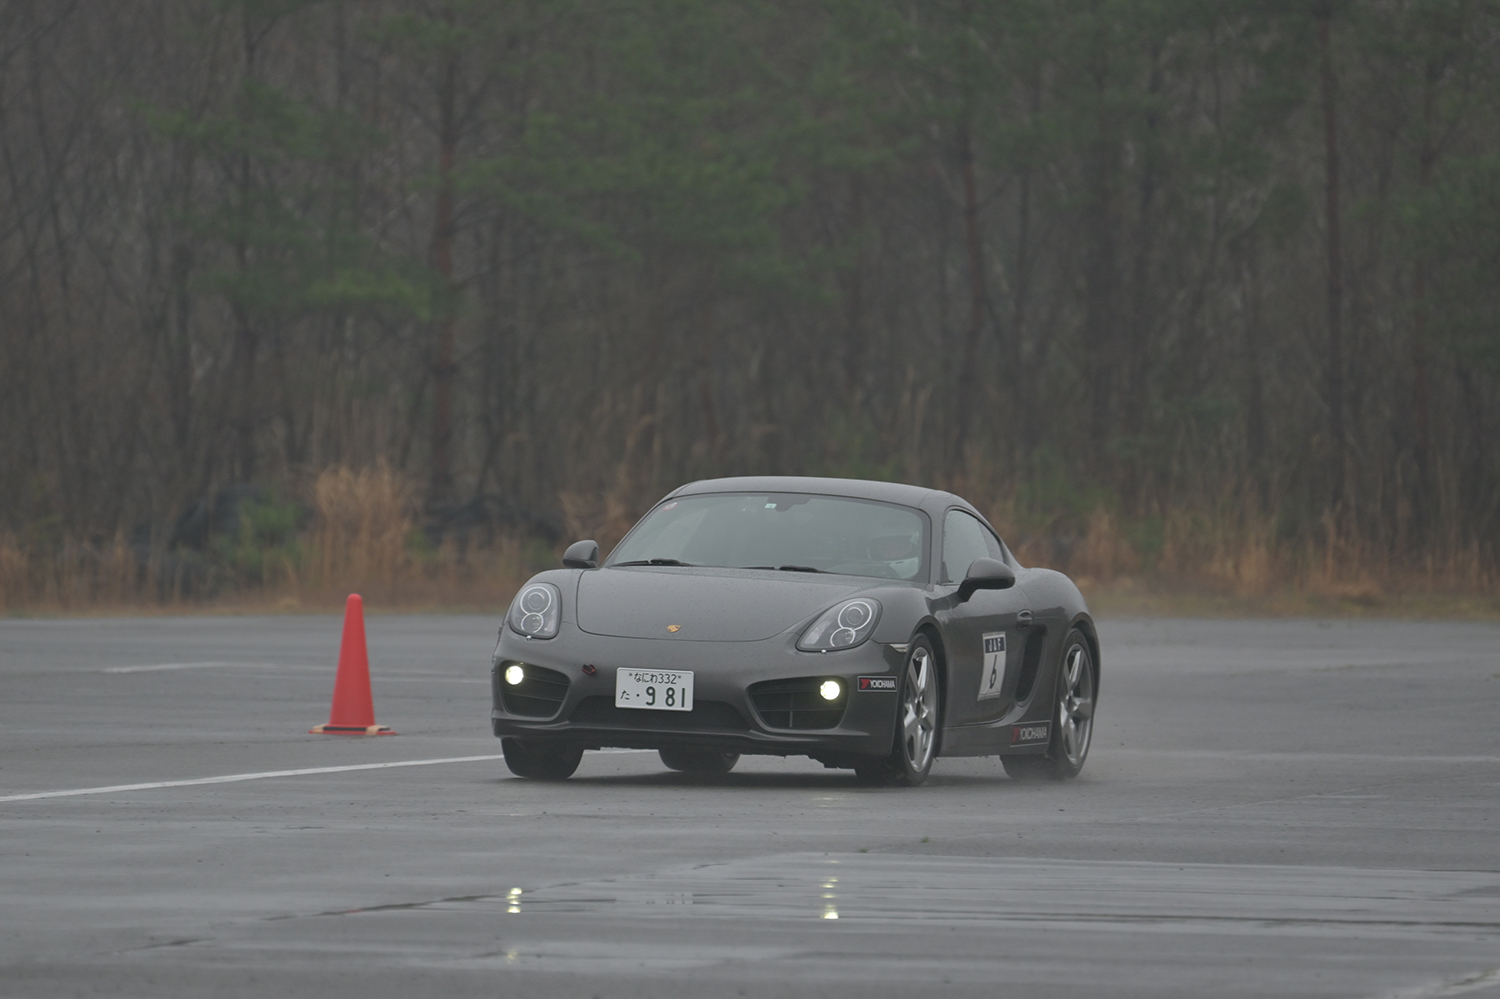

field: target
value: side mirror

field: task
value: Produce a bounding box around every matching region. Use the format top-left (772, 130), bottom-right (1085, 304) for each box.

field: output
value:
top-left (957, 557), bottom-right (1015, 601)
top-left (562, 539), bottom-right (600, 569)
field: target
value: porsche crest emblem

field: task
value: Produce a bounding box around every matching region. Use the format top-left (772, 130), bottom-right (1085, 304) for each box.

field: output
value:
top-left (666, 624), bottom-right (681, 633)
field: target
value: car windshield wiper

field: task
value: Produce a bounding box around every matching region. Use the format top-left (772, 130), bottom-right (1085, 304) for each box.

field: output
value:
top-left (613, 558), bottom-right (695, 567)
top-left (740, 564), bottom-right (826, 573)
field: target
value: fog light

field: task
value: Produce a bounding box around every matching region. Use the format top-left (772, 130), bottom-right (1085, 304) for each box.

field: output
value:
top-left (819, 679), bottom-right (842, 701)
top-left (504, 664), bottom-right (525, 685)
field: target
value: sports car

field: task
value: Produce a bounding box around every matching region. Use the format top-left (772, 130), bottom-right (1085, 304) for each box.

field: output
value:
top-left (490, 476), bottom-right (1097, 785)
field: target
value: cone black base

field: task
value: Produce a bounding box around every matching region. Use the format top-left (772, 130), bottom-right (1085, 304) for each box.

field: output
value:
top-left (309, 724), bottom-right (395, 735)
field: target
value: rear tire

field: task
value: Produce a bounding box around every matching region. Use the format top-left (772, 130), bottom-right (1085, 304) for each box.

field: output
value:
top-left (1001, 628), bottom-right (1094, 782)
top-left (501, 738), bottom-right (584, 780)
top-left (658, 748), bottom-right (740, 774)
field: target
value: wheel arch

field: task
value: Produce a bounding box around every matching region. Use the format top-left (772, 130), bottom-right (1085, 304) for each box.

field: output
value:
top-left (1069, 613), bottom-right (1100, 697)
top-left (912, 620), bottom-right (950, 757)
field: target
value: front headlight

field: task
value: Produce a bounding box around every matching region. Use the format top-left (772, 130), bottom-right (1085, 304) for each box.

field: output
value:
top-left (507, 582), bottom-right (561, 639)
top-left (797, 598), bottom-right (881, 652)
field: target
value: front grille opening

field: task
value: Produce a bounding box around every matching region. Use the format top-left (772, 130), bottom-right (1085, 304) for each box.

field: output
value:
top-left (749, 677), bottom-right (848, 730)
top-left (498, 662), bottom-right (570, 718)
top-left (569, 696), bottom-right (749, 730)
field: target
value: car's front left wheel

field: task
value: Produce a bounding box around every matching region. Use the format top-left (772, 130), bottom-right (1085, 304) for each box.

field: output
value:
top-left (501, 738), bottom-right (584, 780)
top-left (856, 635), bottom-right (941, 786)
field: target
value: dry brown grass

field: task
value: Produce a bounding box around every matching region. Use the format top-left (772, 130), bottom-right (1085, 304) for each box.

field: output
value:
top-left (962, 449), bottom-right (1496, 616)
top-left (557, 489), bottom-right (640, 565)
top-left (1071, 506), bottom-right (1143, 582)
top-left (1154, 506), bottom-right (1281, 598)
top-left (286, 464), bottom-right (539, 610)
top-left (0, 533), bottom-right (28, 608)
top-left (1003, 500), bottom-right (1496, 617)
top-left (0, 533), bottom-right (144, 613)
top-left (1, 465), bottom-right (539, 616)
top-left (2, 462), bottom-right (1495, 619)
top-left (556, 408), bottom-right (660, 559)
top-left (308, 463), bottom-right (417, 595)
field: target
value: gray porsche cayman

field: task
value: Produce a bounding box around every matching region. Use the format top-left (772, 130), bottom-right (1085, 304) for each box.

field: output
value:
top-left (490, 476), bottom-right (1097, 785)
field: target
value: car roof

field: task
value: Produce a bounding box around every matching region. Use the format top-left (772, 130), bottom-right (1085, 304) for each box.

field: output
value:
top-left (667, 475), bottom-right (953, 512)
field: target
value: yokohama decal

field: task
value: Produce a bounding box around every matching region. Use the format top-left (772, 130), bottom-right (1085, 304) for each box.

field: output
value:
top-left (1010, 722), bottom-right (1050, 746)
top-left (857, 676), bottom-right (896, 691)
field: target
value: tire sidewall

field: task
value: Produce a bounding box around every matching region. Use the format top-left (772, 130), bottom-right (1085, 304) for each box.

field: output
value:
top-left (891, 635), bottom-right (940, 784)
top-left (503, 737), bottom-right (583, 780)
top-left (1044, 629), bottom-right (1093, 778)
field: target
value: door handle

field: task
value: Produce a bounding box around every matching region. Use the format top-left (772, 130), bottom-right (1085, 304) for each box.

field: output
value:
top-left (1016, 610), bottom-right (1033, 628)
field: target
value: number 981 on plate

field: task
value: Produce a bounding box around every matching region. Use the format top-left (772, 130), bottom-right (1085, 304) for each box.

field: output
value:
top-left (615, 668), bottom-right (694, 712)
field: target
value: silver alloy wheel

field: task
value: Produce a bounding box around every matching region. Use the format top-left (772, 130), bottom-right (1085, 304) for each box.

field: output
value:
top-left (901, 645), bottom-right (938, 771)
top-left (1056, 641), bottom-right (1095, 767)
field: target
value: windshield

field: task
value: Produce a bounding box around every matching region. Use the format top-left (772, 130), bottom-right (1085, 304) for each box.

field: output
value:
top-left (607, 493), bottom-right (929, 581)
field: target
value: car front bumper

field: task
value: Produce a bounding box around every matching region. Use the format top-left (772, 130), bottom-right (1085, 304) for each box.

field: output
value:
top-left (490, 625), bottom-right (906, 760)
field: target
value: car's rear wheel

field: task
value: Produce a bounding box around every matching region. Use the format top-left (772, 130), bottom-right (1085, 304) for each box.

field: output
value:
top-left (501, 738), bottom-right (584, 780)
top-left (856, 635), bottom-right (941, 786)
top-left (1002, 628), bottom-right (1094, 781)
top-left (658, 748), bottom-right (740, 774)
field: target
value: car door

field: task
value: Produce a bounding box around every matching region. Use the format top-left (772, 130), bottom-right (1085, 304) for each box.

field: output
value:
top-left (937, 509), bottom-right (1032, 727)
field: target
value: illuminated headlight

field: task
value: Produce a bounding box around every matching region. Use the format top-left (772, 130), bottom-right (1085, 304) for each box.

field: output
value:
top-left (818, 679), bottom-right (842, 701)
top-left (798, 598), bottom-right (880, 652)
top-left (507, 582), bottom-right (561, 639)
top-left (504, 664), bottom-right (526, 686)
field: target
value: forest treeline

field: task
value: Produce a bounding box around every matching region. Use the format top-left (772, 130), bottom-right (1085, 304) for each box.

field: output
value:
top-left (2, 0), bottom-right (1498, 606)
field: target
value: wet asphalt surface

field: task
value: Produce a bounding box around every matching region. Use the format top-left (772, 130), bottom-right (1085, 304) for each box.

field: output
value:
top-left (2, 614), bottom-right (1498, 999)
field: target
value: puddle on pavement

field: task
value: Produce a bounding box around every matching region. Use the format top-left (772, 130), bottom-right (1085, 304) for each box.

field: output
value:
top-left (306, 853), bottom-right (1500, 934)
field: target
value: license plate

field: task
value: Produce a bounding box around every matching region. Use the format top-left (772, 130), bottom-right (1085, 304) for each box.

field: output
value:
top-left (615, 668), bottom-right (694, 711)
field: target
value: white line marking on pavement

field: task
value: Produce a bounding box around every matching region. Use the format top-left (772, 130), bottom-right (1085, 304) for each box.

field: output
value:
top-left (102, 663), bottom-right (482, 682)
top-left (1110, 749), bottom-right (1500, 765)
top-left (105, 662), bottom-right (259, 673)
top-left (0, 755), bottom-right (507, 802)
top-left (380, 676), bottom-right (488, 683)
top-left (1375, 968), bottom-right (1500, 999)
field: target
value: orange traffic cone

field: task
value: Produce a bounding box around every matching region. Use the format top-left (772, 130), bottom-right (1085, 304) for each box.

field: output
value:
top-left (311, 594), bottom-right (395, 735)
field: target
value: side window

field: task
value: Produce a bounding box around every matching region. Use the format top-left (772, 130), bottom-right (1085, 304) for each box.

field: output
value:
top-left (942, 510), bottom-right (994, 583)
top-left (982, 526), bottom-right (1005, 562)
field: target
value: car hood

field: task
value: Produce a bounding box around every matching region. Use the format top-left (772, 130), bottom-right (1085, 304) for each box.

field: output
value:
top-left (575, 566), bottom-right (867, 642)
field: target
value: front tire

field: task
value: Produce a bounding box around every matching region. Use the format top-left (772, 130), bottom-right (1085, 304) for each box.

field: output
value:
top-left (658, 748), bottom-right (740, 774)
top-left (857, 635), bottom-right (941, 785)
top-left (502, 738), bottom-right (584, 780)
top-left (1002, 628), bottom-right (1095, 781)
